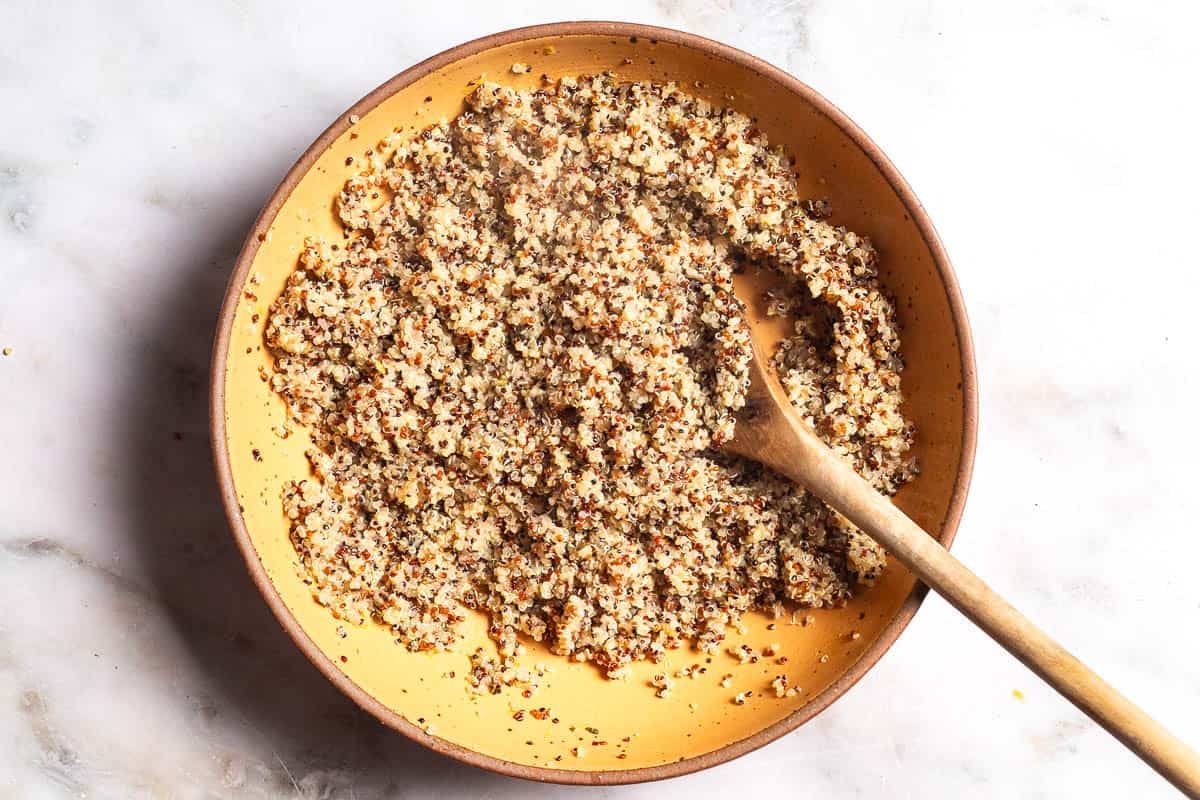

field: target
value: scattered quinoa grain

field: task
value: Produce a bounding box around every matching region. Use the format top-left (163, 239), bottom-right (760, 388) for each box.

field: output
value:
top-left (650, 673), bottom-right (675, 698)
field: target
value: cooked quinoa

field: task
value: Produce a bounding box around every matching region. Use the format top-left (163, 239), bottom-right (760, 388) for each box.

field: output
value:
top-left (265, 75), bottom-right (914, 684)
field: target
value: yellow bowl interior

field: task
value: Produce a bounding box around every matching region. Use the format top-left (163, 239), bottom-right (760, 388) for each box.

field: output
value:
top-left (219, 29), bottom-right (971, 775)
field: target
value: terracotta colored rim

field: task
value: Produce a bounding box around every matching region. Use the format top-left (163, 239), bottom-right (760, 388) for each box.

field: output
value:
top-left (210, 21), bottom-right (979, 786)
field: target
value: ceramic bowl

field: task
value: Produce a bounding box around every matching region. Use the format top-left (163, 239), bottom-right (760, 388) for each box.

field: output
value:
top-left (210, 21), bottom-right (977, 784)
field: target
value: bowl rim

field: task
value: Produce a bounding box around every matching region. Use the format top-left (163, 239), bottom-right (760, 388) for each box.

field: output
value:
top-left (209, 20), bottom-right (978, 786)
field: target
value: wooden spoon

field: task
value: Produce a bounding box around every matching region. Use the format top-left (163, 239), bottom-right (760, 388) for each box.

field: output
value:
top-left (724, 321), bottom-right (1200, 797)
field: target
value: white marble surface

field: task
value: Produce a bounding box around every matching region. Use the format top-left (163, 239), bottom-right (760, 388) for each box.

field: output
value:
top-left (2, 0), bottom-right (1199, 797)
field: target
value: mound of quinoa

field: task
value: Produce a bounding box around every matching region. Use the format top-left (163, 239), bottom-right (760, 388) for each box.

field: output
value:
top-left (265, 75), bottom-right (914, 683)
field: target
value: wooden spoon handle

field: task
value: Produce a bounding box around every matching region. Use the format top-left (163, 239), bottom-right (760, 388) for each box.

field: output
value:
top-left (732, 374), bottom-right (1200, 796)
